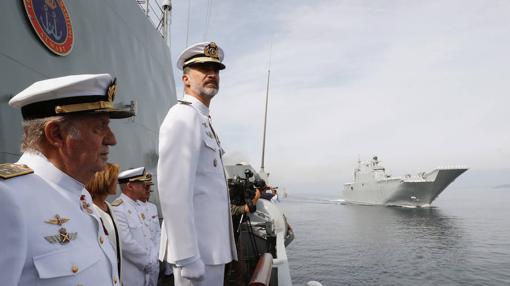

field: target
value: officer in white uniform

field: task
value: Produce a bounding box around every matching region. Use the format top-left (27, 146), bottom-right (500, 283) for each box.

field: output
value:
top-left (137, 170), bottom-right (161, 286)
top-left (0, 74), bottom-right (133, 286)
top-left (158, 42), bottom-right (237, 286)
top-left (112, 167), bottom-right (159, 286)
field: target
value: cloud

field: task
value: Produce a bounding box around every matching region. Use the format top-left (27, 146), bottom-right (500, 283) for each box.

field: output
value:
top-left (170, 0), bottom-right (510, 193)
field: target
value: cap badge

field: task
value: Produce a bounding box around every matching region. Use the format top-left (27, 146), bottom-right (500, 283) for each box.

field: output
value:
top-left (107, 78), bottom-right (117, 102)
top-left (204, 42), bottom-right (219, 59)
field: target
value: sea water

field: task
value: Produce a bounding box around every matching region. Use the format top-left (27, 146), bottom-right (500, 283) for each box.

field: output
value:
top-left (282, 187), bottom-right (510, 285)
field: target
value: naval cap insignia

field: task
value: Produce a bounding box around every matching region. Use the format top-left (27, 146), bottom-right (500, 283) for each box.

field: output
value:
top-left (107, 78), bottom-right (117, 102)
top-left (204, 42), bottom-right (219, 59)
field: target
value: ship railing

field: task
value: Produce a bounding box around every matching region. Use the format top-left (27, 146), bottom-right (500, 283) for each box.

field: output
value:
top-left (271, 231), bottom-right (293, 284)
top-left (249, 253), bottom-right (273, 286)
top-left (135, 0), bottom-right (172, 39)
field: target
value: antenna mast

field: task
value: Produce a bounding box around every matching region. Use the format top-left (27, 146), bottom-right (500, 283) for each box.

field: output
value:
top-left (259, 41), bottom-right (272, 180)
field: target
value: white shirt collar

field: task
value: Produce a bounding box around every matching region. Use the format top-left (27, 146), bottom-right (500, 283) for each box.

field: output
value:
top-left (18, 152), bottom-right (85, 196)
top-left (183, 94), bottom-right (209, 116)
top-left (120, 192), bottom-right (141, 206)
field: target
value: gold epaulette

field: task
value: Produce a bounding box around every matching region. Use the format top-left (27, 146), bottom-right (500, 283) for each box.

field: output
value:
top-left (111, 199), bottom-right (124, 207)
top-left (0, 163), bottom-right (33, 180)
top-left (178, 100), bottom-right (192, 105)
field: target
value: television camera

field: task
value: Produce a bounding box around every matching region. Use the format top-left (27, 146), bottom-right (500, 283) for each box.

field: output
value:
top-left (227, 169), bottom-right (267, 209)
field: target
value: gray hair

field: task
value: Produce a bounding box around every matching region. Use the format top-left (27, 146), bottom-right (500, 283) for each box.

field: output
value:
top-left (21, 115), bottom-right (81, 153)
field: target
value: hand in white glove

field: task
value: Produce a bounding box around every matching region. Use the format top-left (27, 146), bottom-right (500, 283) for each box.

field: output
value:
top-left (181, 259), bottom-right (205, 280)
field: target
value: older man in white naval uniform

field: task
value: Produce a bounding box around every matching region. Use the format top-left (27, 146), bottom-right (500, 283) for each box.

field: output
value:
top-left (0, 74), bottom-right (133, 286)
top-left (158, 42), bottom-right (237, 286)
top-left (112, 167), bottom-right (159, 286)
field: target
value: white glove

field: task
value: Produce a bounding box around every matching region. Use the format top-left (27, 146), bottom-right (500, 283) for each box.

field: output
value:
top-left (181, 259), bottom-right (205, 280)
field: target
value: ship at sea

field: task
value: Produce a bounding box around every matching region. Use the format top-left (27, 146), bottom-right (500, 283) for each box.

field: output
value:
top-left (0, 1), bottom-right (313, 285)
top-left (342, 156), bottom-right (468, 207)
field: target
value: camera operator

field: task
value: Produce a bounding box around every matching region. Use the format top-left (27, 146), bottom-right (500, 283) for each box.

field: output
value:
top-left (228, 175), bottom-right (263, 227)
top-left (225, 171), bottom-right (263, 286)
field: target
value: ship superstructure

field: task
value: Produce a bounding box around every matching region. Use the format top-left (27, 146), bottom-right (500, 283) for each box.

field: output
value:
top-left (343, 156), bottom-right (468, 207)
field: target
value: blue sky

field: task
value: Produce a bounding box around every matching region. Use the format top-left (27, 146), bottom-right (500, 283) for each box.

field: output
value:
top-left (166, 0), bottom-right (510, 194)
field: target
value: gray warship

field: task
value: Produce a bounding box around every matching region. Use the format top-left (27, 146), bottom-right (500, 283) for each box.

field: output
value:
top-left (343, 156), bottom-right (468, 207)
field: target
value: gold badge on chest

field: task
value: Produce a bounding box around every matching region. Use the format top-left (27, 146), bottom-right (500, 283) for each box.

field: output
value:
top-left (45, 227), bottom-right (78, 244)
top-left (44, 214), bottom-right (77, 244)
top-left (45, 214), bottom-right (70, 226)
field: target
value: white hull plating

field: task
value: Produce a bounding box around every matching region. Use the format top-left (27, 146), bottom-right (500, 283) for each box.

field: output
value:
top-left (343, 157), bottom-right (467, 207)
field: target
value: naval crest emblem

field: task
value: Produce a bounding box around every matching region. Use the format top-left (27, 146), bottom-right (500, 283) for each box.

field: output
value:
top-left (23, 0), bottom-right (74, 56)
top-left (204, 42), bottom-right (219, 59)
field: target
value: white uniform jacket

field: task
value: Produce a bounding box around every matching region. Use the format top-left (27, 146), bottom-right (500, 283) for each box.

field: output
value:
top-left (138, 201), bottom-right (161, 286)
top-left (138, 201), bottom-right (161, 251)
top-left (0, 152), bottom-right (119, 286)
top-left (158, 94), bottom-right (237, 266)
top-left (93, 202), bottom-right (123, 280)
top-left (112, 193), bottom-right (155, 286)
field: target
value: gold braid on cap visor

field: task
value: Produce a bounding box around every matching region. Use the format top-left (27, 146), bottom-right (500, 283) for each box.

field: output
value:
top-left (183, 56), bottom-right (222, 67)
top-left (54, 79), bottom-right (117, 114)
top-left (54, 101), bottom-right (114, 114)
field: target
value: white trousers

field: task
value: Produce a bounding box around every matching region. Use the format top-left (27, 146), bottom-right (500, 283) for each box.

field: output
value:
top-left (173, 264), bottom-right (225, 286)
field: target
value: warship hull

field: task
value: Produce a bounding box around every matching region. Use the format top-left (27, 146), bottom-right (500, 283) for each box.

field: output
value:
top-left (343, 158), bottom-right (467, 207)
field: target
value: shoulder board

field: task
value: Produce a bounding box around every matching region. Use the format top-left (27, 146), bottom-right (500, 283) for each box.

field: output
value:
top-left (111, 199), bottom-right (124, 207)
top-left (0, 163), bottom-right (33, 180)
top-left (178, 100), bottom-right (192, 105)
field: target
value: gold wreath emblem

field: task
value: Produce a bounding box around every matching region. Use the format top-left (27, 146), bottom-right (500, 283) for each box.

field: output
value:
top-left (107, 79), bottom-right (117, 102)
top-left (204, 42), bottom-right (219, 59)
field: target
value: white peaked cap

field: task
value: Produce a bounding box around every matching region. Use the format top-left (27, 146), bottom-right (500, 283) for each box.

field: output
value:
top-left (176, 41), bottom-right (225, 70)
top-left (9, 74), bottom-right (134, 119)
top-left (118, 167), bottom-right (152, 184)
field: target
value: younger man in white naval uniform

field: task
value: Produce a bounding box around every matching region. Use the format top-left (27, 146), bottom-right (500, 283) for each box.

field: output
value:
top-left (112, 167), bottom-right (159, 286)
top-left (158, 42), bottom-right (237, 286)
top-left (0, 74), bottom-right (133, 286)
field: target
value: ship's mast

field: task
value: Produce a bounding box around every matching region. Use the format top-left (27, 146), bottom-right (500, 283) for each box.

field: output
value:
top-left (259, 42), bottom-right (272, 181)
